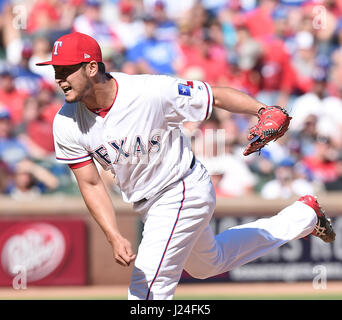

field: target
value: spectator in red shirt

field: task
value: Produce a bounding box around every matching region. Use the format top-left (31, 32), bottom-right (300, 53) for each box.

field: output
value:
top-left (230, 24), bottom-right (263, 95)
top-left (300, 136), bottom-right (339, 186)
top-left (177, 21), bottom-right (204, 70)
top-left (36, 82), bottom-right (61, 125)
top-left (242, 2), bottom-right (297, 106)
top-left (256, 33), bottom-right (296, 107)
top-left (15, 96), bottom-right (55, 160)
top-left (177, 21), bottom-right (230, 86)
top-left (0, 69), bottom-right (28, 125)
top-left (243, 0), bottom-right (277, 40)
top-left (27, 0), bottom-right (60, 34)
top-left (26, 0), bottom-right (76, 35)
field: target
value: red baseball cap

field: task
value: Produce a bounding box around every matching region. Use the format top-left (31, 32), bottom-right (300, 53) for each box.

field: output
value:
top-left (36, 32), bottom-right (102, 66)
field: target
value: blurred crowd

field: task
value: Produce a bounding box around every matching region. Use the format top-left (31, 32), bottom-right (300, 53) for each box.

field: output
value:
top-left (1, 0), bottom-right (342, 200)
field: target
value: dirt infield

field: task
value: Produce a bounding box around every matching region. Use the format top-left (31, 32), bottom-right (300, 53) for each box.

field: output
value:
top-left (0, 281), bottom-right (341, 299)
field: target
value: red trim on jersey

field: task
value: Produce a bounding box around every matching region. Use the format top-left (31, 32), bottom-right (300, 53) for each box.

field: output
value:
top-left (146, 179), bottom-right (186, 300)
top-left (68, 159), bottom-right (93, 169)
top-left (91, 77), bottom-right (119, 118)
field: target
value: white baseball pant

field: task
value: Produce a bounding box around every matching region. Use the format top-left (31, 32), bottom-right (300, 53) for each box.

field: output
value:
top-left (128, 161), bottom-right (317, 300)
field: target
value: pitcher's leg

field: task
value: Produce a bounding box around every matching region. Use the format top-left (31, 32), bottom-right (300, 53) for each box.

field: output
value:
top-left (185, 200), bottom-right (317, 279)
top-left (128, 194), bottom-right (191, 300)
top-left (184, 225), bottom-right (222, 279)
top-left (128, 174), bottom-right (216, 300)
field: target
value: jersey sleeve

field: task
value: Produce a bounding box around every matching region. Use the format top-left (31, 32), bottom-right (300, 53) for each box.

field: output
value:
top-left (154, 75), bottom-right (213, 123)
top-left (53, 110), bottom-right (92, 165)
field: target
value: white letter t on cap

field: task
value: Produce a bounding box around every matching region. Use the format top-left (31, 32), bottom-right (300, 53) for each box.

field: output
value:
top-left (53, 41), bottom-right (63, 55)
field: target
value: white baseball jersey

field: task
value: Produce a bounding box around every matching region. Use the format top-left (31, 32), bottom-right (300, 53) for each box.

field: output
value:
top-left (53, 72), bottom-right (213, 203)
top-left (53, 72), bottom-right (318, 301)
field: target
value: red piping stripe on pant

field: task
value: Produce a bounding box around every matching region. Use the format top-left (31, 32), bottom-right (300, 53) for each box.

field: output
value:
top-left (146, 179), bottom-right (186, 300)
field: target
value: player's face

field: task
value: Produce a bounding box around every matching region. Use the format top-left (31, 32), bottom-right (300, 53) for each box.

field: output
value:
top-left (54, 63), bottom-right (90, 103)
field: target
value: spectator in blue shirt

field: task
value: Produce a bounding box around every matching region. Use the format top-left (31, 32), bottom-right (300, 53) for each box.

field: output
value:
top-left (0, 107), bottom-right (28, 170)
top-left (126, 15), bottom-right (179, 75)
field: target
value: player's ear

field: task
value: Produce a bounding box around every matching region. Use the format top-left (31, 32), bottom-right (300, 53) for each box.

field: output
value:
top-left (87, 61), bottom-right (99, 78)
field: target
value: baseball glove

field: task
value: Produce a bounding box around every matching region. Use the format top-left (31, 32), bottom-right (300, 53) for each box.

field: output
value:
top-left (243, 106), bottom-right (292, 156)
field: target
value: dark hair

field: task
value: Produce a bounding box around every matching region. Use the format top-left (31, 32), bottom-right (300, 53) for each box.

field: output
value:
top-left (97, 62), bottom-right (106, 74)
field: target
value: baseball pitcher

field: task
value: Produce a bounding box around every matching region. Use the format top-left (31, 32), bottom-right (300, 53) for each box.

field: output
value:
top-left (37, 32), bottom-right (335, 300)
